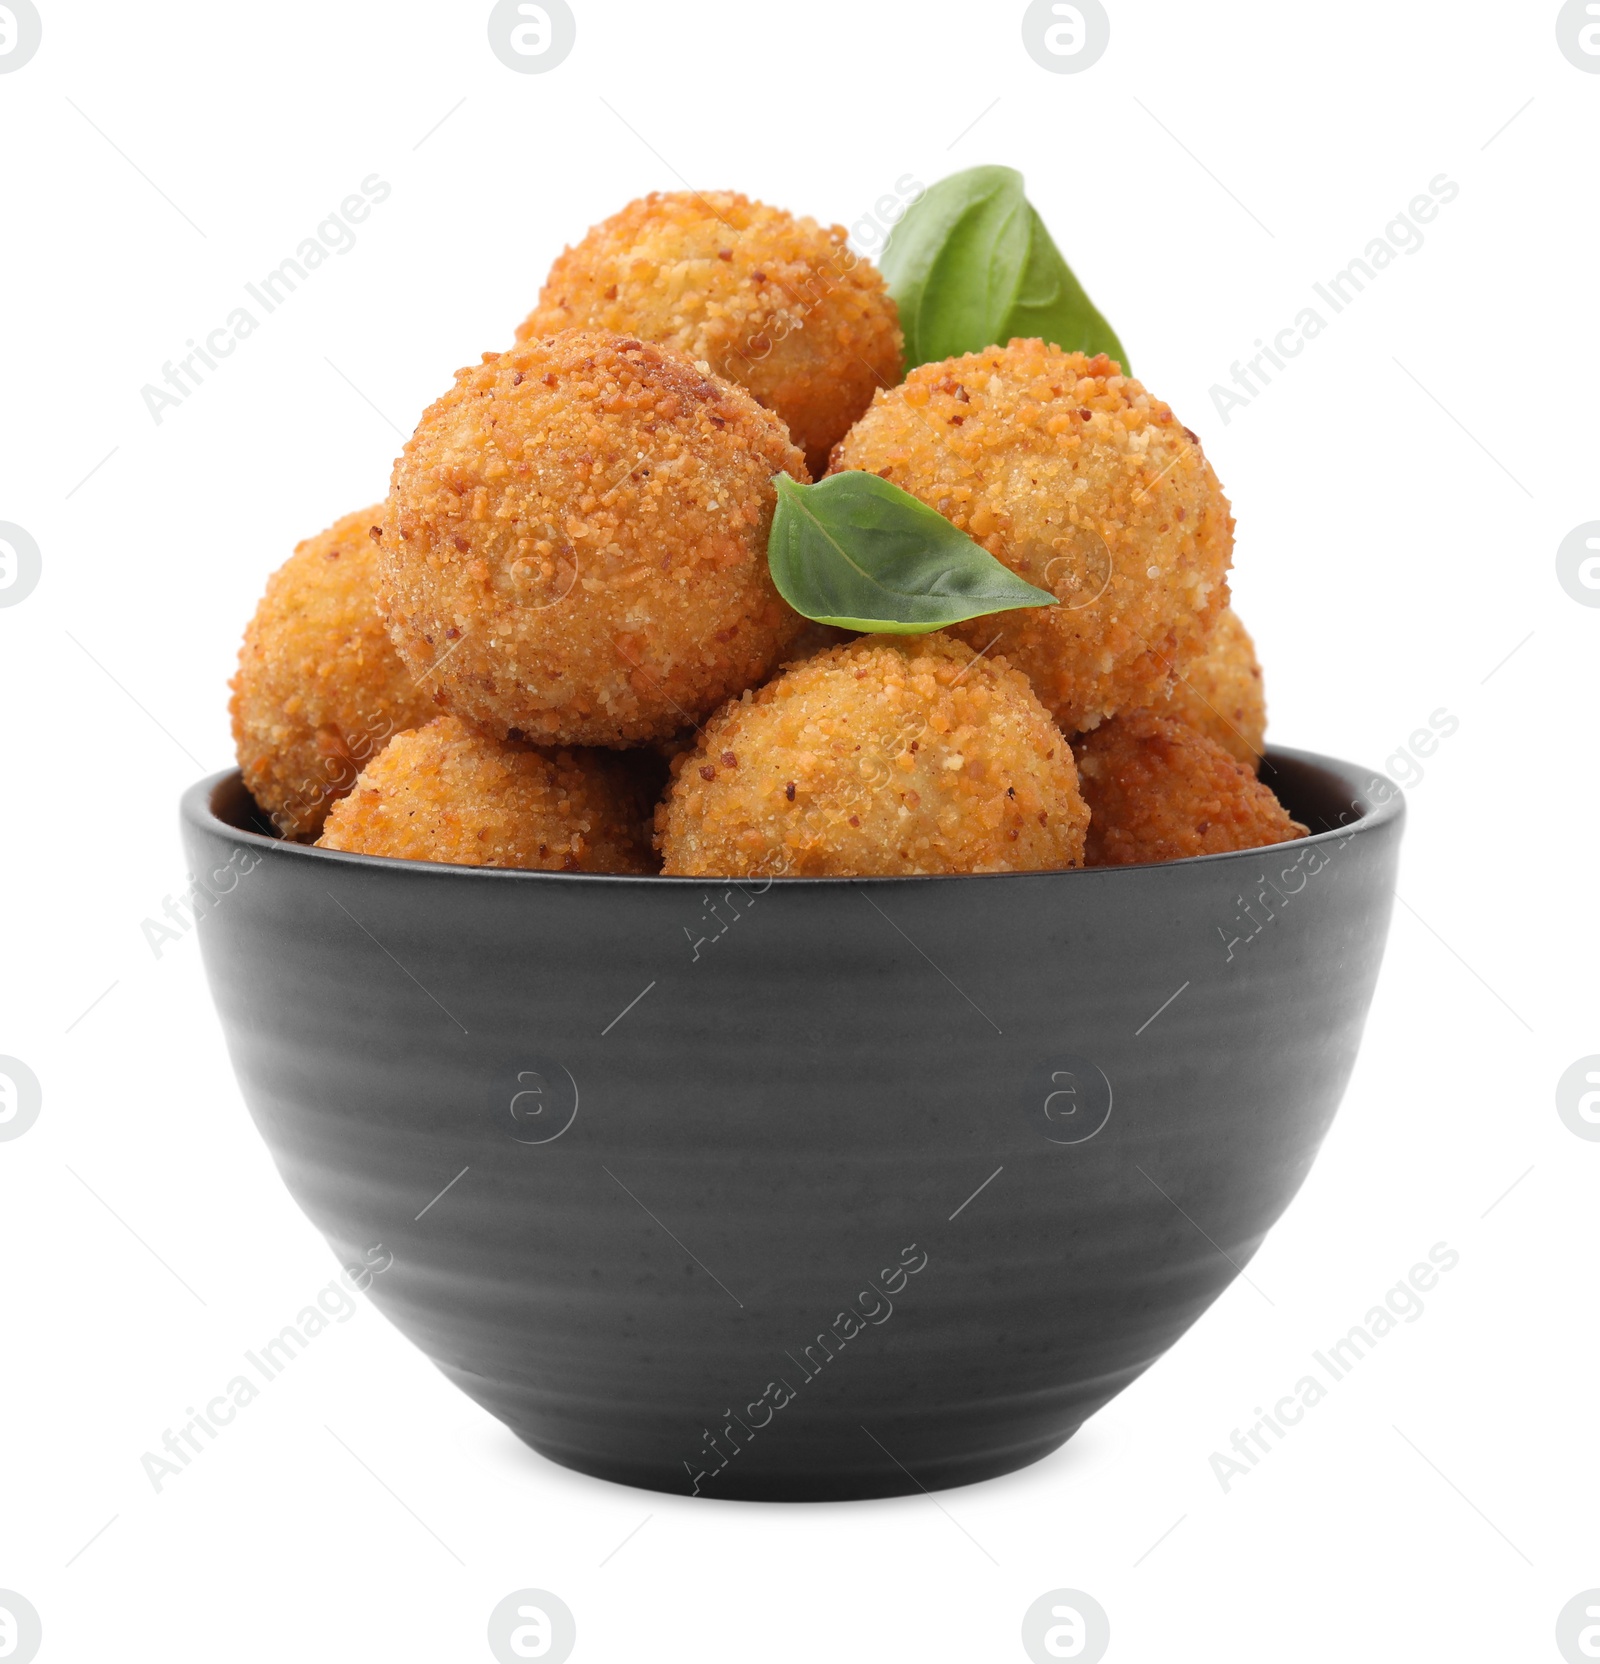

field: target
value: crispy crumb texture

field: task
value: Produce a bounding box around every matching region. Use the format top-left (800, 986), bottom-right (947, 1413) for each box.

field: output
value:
top-left (657, 632), bottom-right (1087, 877)
top-left (832, 340), bottom-right (1233, 733)
top-left (1162, 606), bottom-right (1266, 766)
top-left (230, 506), bottom-right (437, 839)
top-left (519, 191), bottom-right (903, 478)
top-left (317, 715), bottom-right (657, 872)
top-left (380, 331), bottom-right (806, 748)
top-left (1074, 711), bottom-right (1305, 867)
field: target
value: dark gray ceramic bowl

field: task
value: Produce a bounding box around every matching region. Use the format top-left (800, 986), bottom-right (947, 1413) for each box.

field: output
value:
top-left (180, 748), bottom-right (1401, 1501)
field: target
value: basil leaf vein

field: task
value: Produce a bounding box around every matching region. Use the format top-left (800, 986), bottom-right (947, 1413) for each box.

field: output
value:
top-left (767, 471), bottom-right (1056, 636)
top-left (882, 165), bottom-right (1128, 375)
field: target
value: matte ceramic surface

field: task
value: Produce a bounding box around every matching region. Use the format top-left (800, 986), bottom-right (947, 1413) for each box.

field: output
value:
top-left (180, 750), bottom-right (1402, 1501)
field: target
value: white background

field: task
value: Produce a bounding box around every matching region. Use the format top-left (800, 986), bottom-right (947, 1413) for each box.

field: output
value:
top-left (2, 2), bottom-right (1594, 1660)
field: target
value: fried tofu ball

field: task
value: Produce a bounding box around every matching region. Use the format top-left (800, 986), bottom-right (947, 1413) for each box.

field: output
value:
top-left (1162, 606), bottom-right (1266, 766)
top-left (380, 332), bottom-right (806, 748)
top-left (230, 506), bottom-right (437, 839)
top-left (831, 342), bottom-right (1233, 734)
top-left (316, 715), bottom-right (656, 873)
top-left (1074, 711), bottom-right (1305, 867)
top-left (656, 633), bottom-right (1088, 877)
top-left (517, 192), bottom-right (902, 477)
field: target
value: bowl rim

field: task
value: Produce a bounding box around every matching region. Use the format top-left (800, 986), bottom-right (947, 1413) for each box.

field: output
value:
top-left (180, 744), bottom-right (1404, 888)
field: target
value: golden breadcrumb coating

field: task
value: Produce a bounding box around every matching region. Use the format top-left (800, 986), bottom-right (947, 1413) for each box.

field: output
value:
top-left (380, 331), bottom-right (806, 748)
top-left (1162, 605), bottom-right (1266, 766)
top-left (646, 625), bottom-right (853, 769)
top-left (518, 192), bottom-right (903, 477)
top-left (316, 715), bottom-right (656, 872)
top-left (230, 506), bottom-right (437, 839)
top-left (1074, 712), bottom-right (1305, 867)
top-left (831, 342), bottom-right (1233, 733)
top-left (656, 633), bottom-right (1087, 877)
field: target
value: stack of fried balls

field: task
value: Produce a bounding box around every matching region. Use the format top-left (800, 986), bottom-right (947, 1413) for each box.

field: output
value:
top-left (231, 188), bottom-right (1306, 877)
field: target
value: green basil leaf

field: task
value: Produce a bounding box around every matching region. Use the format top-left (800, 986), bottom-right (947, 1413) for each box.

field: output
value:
top-left (882, 165), bottom-right (1128, 375)
top-left (767, 471), bottom-right (1057, 635)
